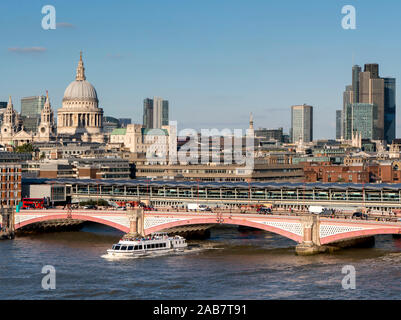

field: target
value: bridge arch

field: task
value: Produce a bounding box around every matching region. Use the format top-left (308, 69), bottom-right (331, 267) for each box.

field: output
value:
top-left (321, 227), bottom-right (401, 245)
top-left (145, 217), bottom-right (303, 243)
top-left (14, 214), bottom-right (129, 233)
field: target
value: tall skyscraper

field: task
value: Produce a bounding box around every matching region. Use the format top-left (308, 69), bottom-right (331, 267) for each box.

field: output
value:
top-left (21, 96), bottom-right (46, 118)
top-left (359, 63), bottom-right (384, 140)
top-left (343, 63), bottom-right (396, 142)
top-left (343, 85), bottom-right (353, 139)
top-left (143, 98), bottom-right (153, 129)
top-left (291, 104), bottom-right (313, 143)
top-left (351, 103), bottom-right (377, 140)
top-left (143, 97), bottom-right (169, 129)
top-left (352, 65), bottom-right (361, 103)
top-left (162, 100), bottom-right (169, 126)
top-left (383, 77), bottom-right (396, 143)
top-left (336, 110), bottom-right (342, 139)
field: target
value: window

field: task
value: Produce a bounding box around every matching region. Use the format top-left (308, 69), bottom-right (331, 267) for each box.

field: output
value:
top-left (121, 246), bottom-right (127, 250)
top-left (114, 245), bottom-right (121, 250)
top-left (128, 246), bottom-right (133, 250)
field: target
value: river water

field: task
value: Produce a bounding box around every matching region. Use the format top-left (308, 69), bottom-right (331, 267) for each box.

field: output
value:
top-left (1, 223), bottom-right (401, 300)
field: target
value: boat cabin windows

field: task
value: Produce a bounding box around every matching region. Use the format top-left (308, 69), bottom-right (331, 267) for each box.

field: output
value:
top-left (112, 244), bottom-right (145, 251)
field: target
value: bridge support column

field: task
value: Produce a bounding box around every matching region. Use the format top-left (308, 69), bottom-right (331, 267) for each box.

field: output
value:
top-left (125, 208), bottom-right (144, 238)
top-left (0, 206), bottom-right (15, 240)
top-left (295, 215), bottom-right (323, 256)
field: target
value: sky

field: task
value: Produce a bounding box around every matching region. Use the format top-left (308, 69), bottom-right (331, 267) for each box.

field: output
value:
top-left (1, 0), bottom-right (401, 139)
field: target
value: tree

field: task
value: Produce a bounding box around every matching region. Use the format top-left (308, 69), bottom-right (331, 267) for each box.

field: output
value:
top-left (15, 143), bottom-right (34, 153)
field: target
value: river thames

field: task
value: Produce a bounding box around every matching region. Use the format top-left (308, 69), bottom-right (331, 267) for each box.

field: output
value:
top-left (1, 223), bottom-right (401, 300)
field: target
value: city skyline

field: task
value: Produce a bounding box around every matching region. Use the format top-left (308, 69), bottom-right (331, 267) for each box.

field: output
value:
top-left (1, 0), bottom-right (401, 138)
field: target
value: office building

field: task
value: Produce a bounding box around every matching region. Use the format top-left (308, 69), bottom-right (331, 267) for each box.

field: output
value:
top-left (21, 96), bottom-right (46, 118)
top-left (336, 110), bottom-right (342, 139)
top-left (383, 77), bottom-right (396, 143)
top-left (343, 85), bottom-right (353, 139)
top-left (359, 63), bottom-right (384, 141)
top-left (143, 97), bottom-right (169, 129)
top-left (255, 127), bottom-right (284, 142)
top-left (291, 104), bottom-right (313, 143)
top-left (351, 103), bottom-right (377, 140)
top-left (343, 63), bottom-right (396, 142)
top-left (118, 118), bottom-right (132, 127)
top-left (352, 65), bottom-right (361, 103)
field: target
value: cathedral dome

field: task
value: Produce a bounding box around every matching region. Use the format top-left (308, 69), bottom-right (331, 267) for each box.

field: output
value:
top-left (62, 51), bottom-right (98, 103)
top-left (63, 80), bottom-right (98, 102)
top-left (57, 52), bottom-right (104, 137)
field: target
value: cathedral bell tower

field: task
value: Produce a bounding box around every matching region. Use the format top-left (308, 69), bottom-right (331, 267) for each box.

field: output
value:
top-left (37, 91), bottom-right (55, 141)
top-left (1, 96), bottom-right (19, 138)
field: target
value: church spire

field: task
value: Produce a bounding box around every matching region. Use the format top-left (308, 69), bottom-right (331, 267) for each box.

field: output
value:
top-left (7, 96), bottom-right (13, 110)
top-left (44, 90), bottom-right (50, 110)
top-left (75, 51), bottom-right (86, 81)
top-left (41, 90), bottom-right (54, 126)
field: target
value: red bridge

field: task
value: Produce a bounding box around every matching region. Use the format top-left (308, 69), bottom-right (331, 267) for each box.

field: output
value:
top-left (12, 209), bottom-right (401, 254)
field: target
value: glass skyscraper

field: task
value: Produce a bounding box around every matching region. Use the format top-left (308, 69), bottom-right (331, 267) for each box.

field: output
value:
top-left (351, 103), bottom-right (377, 140)
top-left (20, 95), bottom-right (46, 133)
top-left (291, 104), bottom-right (313, 143)
top-left (21, 96), bottom-right (46, 118)
top-left (143, 97), bottom-right (169, 129)
top-left (336, 110), bottom-right (342, 139)
top-left (343, 63), bottom-right (396, 142)
top-left (384, 77), bottom-right (396, 143)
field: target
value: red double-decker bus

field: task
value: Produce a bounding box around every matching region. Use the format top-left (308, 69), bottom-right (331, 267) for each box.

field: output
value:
top-left (22, 198), bottom-right (45, 209)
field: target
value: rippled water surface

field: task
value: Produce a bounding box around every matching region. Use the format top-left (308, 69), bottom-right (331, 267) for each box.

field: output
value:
top-left (1, 223), bottom-right (401, 299)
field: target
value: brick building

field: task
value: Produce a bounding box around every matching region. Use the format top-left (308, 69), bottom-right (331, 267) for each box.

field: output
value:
top-left (303, 162), bottom-right (369, 183)
top-left (303, 161), bottom-right (401, 184)
top-left (1, 164), bottom-right (22, 207)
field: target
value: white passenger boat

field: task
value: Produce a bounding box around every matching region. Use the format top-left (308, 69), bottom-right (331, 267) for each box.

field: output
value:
top-left (106, 232), bottom-right (187, 257)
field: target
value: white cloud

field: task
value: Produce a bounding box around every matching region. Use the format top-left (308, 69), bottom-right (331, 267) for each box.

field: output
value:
top-left (8, 47), bottom-right (47, 53)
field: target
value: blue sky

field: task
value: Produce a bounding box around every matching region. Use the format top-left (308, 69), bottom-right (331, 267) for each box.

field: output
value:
top-left (0, 0), bottom-right (400, 138)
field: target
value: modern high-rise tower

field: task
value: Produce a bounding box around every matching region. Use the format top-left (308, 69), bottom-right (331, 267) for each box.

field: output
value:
top-left (343, 85), bottom-right (353, 140)
top-left (336, 110), bottom-right (342, 139)
top-left (342, 63), bottom-right (396, 143)
top-left (352, 65), bottom-right (361, 103)
top-left (291, 104), bottom-right (313, 143)
top-left (383, 77), bottom-right (396, 143)
top-left (143, 97), bottom-right (169, 129)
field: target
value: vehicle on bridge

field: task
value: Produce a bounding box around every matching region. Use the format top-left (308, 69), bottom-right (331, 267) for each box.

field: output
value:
top-left (22, 198), bottom-right (46, 210)
top-left (106, 232), bottom-right (187, 257)
top-left (257, 207), bottom-right (272, 214)
top-left (187, 203), bottom-right (210, 211)
top-left (308, 206), bottom-right (334, 215)
top-left (352, 211), bottom-right (369, 220)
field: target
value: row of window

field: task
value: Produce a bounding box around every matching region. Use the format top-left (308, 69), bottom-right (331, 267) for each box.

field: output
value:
top-left (113, 242), bottom-right (168, 251)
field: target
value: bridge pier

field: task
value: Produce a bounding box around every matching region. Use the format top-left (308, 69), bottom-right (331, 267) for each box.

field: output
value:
top-left (295, 215), bottom-right (377, 255)
top-left (0, 206), bottom-right (15, 240)
top-left (124, 208), bottom-right (144, 239)
top-left (295, 215), bottom-right (324, 255)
